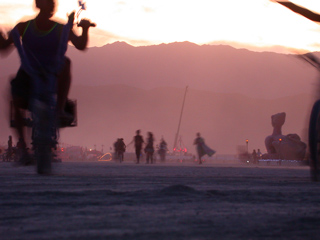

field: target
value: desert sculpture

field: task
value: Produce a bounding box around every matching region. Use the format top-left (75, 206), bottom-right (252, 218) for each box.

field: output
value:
top-left (263, 112), bottom-right (306, 160)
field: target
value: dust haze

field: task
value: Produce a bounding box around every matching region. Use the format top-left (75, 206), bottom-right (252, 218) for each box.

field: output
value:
top-left (0, 42), bottom-right (317, 155)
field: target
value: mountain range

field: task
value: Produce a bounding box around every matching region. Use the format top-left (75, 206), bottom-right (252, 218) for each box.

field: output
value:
top-left (68, 41), bottom-right (318, 99)
top-left (2, 41), bottom-right (318, 98)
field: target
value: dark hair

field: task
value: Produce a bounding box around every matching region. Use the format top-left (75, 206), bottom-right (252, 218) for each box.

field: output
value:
top-left (35, 0), bottom-right (55, 14)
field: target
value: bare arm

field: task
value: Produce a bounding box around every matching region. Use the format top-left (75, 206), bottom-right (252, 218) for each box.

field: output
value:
top-left (69, 19), bottom-right (96, 50)
top-left (276, 1), bottom-right (320, 22)
top-left (127, 139), bottom-right (134, 146)
top-left (0, 22), bottom-right (27, 53)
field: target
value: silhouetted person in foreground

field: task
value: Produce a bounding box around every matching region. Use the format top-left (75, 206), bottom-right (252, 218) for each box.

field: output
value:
top-left (193, 133), bottom-right (215, 164)
top-left (145, 132), bottom-right (155, 164)
top-left (272, 1), bottom-right (320, 23)
top-left (0, 0), bottom-right (95, 163)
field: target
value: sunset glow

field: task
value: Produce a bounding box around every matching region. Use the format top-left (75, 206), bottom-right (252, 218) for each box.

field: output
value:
top-left (1, 0), bottom-right (320, 52)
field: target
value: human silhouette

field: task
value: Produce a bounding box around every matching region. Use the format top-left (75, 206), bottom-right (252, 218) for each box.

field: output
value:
top-left (6, 136), bottom-right (13, 162)
top-left (131, 130), bottom-right (144, 164)
top-left (252, 149), bottom-right (258, 164)
top-left (145, 132), bottom-right (155, 164)
top-left (193, 133), bottom-right (215, 164)
top-left (116, 138), bottom-right (126, 163)
top-left (158, 138), bottom-right (168, 162)
top-left (0, 0), bottom-right (95, 163)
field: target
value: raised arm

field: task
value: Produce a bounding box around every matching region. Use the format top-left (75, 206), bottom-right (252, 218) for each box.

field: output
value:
top-left (69, 18), bottom-right (96, 50)
top-left (275, 1), bottom-right (320, 23)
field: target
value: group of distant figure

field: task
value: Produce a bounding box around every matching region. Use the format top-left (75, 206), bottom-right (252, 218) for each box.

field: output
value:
top-left (1, 135), bottom-right (27, 162)
top-left (113, 131), bottom-right (215, 165)
top-left (113, 130), bottom-right (168, 164)
top-left (1, 131), bottom-right (215, 165)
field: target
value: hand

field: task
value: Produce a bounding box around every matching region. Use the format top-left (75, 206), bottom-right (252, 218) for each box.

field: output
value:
top-left (0, 30), bottom-right (14, 54)
top-left (78, 19), bottom-right (96, 29)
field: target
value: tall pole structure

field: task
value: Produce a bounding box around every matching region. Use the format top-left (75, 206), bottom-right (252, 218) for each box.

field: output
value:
top-left (173, 86), bottom-right (188, 152)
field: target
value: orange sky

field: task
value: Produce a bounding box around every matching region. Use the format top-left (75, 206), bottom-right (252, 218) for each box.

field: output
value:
top-left (1, 0), bottom-right (320, 53)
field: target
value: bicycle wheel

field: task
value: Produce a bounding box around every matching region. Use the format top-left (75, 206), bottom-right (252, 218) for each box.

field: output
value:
top-left (32, 99), bottom-right (55, 174)
top-left (308, 99), bottom-right (320, 181)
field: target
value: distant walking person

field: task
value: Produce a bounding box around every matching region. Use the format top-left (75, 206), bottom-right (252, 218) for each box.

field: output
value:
top-left (145, 132), bottom-right (155, 164)
top-left (6, 136), bottom-right (13, 162)
top-left (252, 149), bottom-right (258, 164)
top-left (116, 138), bottom-right (126, 163)
top-left (193, 133), bottom-right (215, 164)
top-left (158, 138), bottom-right (168, 162)
top-left (132, 130), bottom-right (144, 164)
top-left (7, 136), bottom-right (13, 154)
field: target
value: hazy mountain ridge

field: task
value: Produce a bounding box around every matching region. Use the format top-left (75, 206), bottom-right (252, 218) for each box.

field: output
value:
top-left (1, 41), bottom-right (318, 99)
top-left (67, 41), bottom-right (317, 99)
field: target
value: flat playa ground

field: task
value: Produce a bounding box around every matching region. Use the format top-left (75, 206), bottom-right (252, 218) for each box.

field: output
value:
top-left (1, 161), bottom-right (320, 240)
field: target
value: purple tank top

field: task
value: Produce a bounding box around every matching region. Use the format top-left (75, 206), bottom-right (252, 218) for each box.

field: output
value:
top-left (22, 20), bottom-right (63, 72)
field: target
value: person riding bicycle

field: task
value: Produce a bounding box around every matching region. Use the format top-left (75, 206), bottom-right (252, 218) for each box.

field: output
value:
top-left (0, 0), bottom-right (95, 163)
